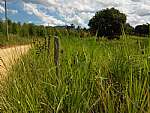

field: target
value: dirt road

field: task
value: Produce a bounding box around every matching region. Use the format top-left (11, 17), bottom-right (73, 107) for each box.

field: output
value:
top-left (0, 45), bottom-right (31, 79)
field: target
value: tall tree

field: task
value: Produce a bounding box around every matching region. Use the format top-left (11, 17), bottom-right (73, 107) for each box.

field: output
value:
top-left (12, 22), bottom-right (19, 34)
top-left (135, 24), bottom-right (149, 36)
top-left (88, 8), bottom-right (126, 39)
top-left (124, 23), bottom-right (134, 35)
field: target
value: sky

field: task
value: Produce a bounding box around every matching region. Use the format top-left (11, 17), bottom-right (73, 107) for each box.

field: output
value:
top-left (0, 0), bottom-right (150, 28)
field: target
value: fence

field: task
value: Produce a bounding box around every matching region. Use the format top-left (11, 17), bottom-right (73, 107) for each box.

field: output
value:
top-left (43, 35), bottom-right (59, 76)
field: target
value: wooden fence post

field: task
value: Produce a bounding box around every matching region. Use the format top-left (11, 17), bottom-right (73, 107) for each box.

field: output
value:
top-left (54, 36), bottom-right (59, 76)
top-left (47, 36), bottom-right (51, 56)
top-left (44, 36), bottom-right (47, 50)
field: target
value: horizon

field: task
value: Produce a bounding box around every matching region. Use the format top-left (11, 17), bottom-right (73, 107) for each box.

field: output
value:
top-left (0, 0), bottom-right (150, 28)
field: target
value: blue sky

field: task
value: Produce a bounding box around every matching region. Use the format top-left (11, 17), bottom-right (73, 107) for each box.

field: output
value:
top-left (0, 0), bottom-right (150, 27)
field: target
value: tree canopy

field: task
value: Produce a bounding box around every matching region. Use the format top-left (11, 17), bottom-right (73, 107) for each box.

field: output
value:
top-left (0, 19), bottom-right (90, 38)
top-left (88, 8), bottom-right (126, 39)
top-left (124, 23), bottom-right (134, 35)
top-left (135, 24), bottom-right (149, 36)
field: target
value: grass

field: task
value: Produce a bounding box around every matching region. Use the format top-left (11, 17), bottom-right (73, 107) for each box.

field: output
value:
top-left (0, 35), bottom-right (150, 113)
top-left (0, 34), bottom-right (33, 48)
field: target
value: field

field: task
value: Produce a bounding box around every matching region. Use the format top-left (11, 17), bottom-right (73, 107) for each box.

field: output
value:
top-left (0, 34), bottom-right (32, 48)
top-left (0, 35), bottom-right (149, 113)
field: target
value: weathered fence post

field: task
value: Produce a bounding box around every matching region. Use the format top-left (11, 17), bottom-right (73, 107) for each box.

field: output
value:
top-left (44, 36), bottom-right (47, 50)
top-left (47, 35), bottom-right (51, 56)
top-left (54, 36), bottom-right (59, 76)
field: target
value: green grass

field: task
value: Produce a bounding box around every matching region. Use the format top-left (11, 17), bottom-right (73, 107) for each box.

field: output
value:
top-left (0, 35), bottom-right (150, 113)
top-left (0, 34), bottom-right (33, 47)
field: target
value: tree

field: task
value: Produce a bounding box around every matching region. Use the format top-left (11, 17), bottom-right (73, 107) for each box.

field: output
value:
top-left (124, 23), bottom-right (134, 35)
top-left (77, 26), bottom-right (81, 31)
top-left (7, 19), bottom-right (12, 34)
top-left (88, 8), bottom-right (126, 39)
top-left (21, 23), bottom-right (29, 37)
top-left (135, 24), bottom-right (149, 36)
top-left (70, 24), bottom-right (75, 29)
top-left (0, 20), bottom-right (5, 33)
top-left (28, 24), bottom-right (36, 36)
top-left (66, 24), bottom-right (75, 29)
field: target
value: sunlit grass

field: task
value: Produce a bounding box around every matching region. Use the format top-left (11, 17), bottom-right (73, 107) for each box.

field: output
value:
top-left (0, 35), bottom-right (150, 113)
top-left (0, 34), bottom-right (33, 47)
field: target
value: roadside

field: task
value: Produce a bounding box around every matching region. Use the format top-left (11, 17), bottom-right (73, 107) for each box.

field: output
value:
top-left (0, 45), bottom-right (31, 80)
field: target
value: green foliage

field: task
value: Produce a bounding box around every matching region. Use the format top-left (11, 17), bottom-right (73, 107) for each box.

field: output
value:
top-left (88, 8), bottom-right (126, 39)
top-left (0, 21), bottom-right (6, 33)
top-left (0, 34), bottom-right (32, 47)
top-left (1, 36), bottom-right (150, 113)
top-left (135, 24), bottom-right (149, 36)
top-left (0, 19), bottom-right (90, 39)
top-left (124, 23), bottom-right (134, 35)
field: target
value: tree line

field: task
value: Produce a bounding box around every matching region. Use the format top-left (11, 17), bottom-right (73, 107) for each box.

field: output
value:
top-left (0, 8), bottom-right (149, 39)
top-left (0, 19), bottom-right (46, 37)
top-left (88, 8), bottom-right (150, 39)
top-left (124, 23), bottom-right (149, 36)
top-left (0, 19), bottom-right (90, 38)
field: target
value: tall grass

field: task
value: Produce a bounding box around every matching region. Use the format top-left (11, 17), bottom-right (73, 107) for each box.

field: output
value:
top-left (0, 34), bottom-right (33, 47)
top-left (0, 35), bottom-right (150, 113)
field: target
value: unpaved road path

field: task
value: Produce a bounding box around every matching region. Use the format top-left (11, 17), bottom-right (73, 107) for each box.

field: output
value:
top-left (0, 45), bottom-right (31, 79)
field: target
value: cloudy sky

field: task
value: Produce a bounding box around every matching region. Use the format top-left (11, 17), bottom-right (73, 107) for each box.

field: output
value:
top-left (0, 0), bottom-right (150, 27)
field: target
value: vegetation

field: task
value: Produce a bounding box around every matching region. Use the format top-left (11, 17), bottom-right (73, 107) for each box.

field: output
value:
top-left (0, 34), bottom-right (32, 47)
top-left (0, 19), bottom-right (45, 37)
top-left (0, 34), bottom-right (150, 113)
top-left (135, 24), bottom-right (149, 36)
top-left (88, 8), bottom-right (126, 39)
top-left (124, 23), bottom-right (135, 35)
top-left (0, 19), bottom-right (90, 46)
top-left (0, 19), bottom-right (90, 39)
top-left (88, 8), bottom-right (149, 39)
top-left (0, 7), bottom-right (150, 113)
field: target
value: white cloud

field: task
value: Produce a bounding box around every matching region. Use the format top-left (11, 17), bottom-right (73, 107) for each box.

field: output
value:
top-left (8, 9), bottom-right (18, 14)
top-left (0, 0), bottom-right (16, 2)
top-left (0, 4), bottom-right (4, 13)
top-left (23, 2), bottom-right (65, 26)
top-left (22, 0), bottom-right (150, 27)
top-left (0, 4), bottom-right (18, 14)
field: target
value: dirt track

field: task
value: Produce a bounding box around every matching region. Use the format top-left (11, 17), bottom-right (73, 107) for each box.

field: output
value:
top-left (0, 45), bottom-right (31, 79)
